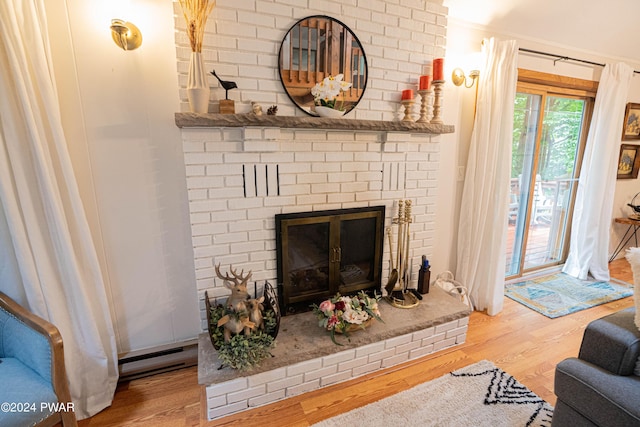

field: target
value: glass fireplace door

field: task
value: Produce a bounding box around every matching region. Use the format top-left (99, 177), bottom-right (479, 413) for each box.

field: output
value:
top-left (282, 218), bottom-right (333, 301)
top-left (276, 206), bottom-right (385, 314)
top-left (339, 215), bottom-right (379, 289)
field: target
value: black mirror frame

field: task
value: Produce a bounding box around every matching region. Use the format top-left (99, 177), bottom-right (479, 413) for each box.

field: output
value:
top-left (277, 15), bottom-right (368, 117)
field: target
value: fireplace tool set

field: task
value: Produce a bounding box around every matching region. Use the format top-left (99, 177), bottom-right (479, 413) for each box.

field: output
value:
top-left (385, 200), bottom-right (420, 309)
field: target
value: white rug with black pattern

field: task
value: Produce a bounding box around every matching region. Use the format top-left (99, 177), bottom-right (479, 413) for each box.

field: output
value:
top-left (313, 360), bottom-right (553, 427)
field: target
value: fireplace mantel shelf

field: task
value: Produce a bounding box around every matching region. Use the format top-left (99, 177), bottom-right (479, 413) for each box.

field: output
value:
top-left (175, 112), bottom-right (455, 134)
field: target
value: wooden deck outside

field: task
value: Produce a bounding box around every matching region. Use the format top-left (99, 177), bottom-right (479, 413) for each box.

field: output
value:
top-left (506, 222), bottom-right (563, 276)
top-left (507, 178), bottom-right (575, 276)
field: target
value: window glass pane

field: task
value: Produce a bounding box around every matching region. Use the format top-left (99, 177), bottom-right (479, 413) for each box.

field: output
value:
top-left (524, 97), bottom-right (584, 268)
top-left (507, 91), bottom-right (586, 277)
top-left (507, 93), bottom-right (540, 276)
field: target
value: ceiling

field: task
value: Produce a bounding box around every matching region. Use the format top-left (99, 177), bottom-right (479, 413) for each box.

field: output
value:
top-left (443, 0), bottom-right (640, 63)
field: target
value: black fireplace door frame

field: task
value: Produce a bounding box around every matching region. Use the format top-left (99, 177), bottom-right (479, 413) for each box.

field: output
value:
top-left (275, 205), bottom-right (385, 315)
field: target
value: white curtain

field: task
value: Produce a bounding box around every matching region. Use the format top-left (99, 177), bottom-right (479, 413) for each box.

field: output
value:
top-left (562, 63), bottom-right (634, 281)
top-left (0, 0), bottom-right (118, 419)
top-left (456, 38), bottom-right (519, 315)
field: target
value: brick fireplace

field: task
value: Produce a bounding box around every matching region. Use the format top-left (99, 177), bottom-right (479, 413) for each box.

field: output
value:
top-left (179, 121), bottom-right (462, 421)
top-left (180, 125), bottom-right (442, 327)
top-left (174, 0), bottom-right (458, 420)
top-left (173, 0), bottom-right (452, 323)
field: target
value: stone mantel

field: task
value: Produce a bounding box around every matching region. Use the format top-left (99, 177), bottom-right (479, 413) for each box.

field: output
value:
top-left (175, 112), bottom-right (455, 134)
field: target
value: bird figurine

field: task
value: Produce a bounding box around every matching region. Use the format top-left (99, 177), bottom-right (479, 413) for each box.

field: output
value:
top-left (210, 70), bottom-right (237, 100)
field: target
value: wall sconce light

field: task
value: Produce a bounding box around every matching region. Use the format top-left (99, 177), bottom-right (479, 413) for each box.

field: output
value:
top-left (451, 68), bottom-right (480, 88)
top-left (110, 19), bottom-right (142, 51)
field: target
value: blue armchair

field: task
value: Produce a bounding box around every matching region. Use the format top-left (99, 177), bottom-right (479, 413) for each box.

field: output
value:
top-left (0, 292), bottom-right (77, 427)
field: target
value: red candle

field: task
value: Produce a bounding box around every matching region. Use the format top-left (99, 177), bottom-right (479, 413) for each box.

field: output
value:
top-left (401, 89), bottom-right (413, 100)
top-left (432, 58), bottom-right (444, 81)
top-left (419, 75), bottom-right (431, 90)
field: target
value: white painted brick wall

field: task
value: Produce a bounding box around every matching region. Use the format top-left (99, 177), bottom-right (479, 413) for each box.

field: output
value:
top-left (174, 0), bottom-right (447, 119)
top-left (183, 127), bottom-right (441, 329)
top-left (204, 316), bottom-right (468, 421)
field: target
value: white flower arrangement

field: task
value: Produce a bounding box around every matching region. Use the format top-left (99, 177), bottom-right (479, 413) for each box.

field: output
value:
top-left (310, 74), bottom-right (353, 111)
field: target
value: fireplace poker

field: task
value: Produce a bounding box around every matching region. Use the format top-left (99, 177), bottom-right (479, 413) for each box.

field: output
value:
top-left (384, 227), bottom-right (399, 295)
top-left (392, 200), bottom-right (405, 301)
top-left (403, 200), bottom-right (412, 293)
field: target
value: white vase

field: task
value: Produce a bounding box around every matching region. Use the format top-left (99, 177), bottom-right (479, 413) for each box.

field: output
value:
top-left (187, 52), bottom-right (210, 113)
top-left (315, 106), bottom-right (345, 118)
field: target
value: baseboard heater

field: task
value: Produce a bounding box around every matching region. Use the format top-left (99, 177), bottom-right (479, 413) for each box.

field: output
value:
top-left (118, 339), bottom-right (198, 382)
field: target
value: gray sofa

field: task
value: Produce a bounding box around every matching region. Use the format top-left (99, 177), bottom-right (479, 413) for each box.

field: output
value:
top-left (552, 307), bottom-right (640, 426)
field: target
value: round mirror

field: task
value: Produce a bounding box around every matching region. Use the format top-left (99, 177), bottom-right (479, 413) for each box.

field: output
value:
top-left (278, 16), bottom-right (368, 117)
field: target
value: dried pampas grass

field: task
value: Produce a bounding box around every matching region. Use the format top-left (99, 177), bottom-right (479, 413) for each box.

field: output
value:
top-left (179, 0), bottom-right (216, 52)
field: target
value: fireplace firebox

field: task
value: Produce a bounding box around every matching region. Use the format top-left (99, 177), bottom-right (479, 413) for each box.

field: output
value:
top-left (275, 206), bottom-right (385, 314)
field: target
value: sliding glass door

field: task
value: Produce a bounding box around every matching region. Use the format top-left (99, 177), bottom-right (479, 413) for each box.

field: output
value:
top-left (506, 85), bottom-right (592, 278)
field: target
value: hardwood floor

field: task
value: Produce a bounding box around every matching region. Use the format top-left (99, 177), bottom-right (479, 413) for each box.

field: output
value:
top-left (78, 259), bottom-right (635, 426)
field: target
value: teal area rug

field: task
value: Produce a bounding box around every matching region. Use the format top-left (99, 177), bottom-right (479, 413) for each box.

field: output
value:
top-left (505, 273), bottom-right (633, 318)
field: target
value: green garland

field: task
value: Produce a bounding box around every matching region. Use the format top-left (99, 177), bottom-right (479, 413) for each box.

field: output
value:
top-left (208, 304), bottom-right (277, 370)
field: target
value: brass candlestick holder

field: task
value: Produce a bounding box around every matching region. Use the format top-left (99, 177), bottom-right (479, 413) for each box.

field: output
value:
top-left (430, 80), bottom-right (444, 124)
top-left (401, 99), bottom-right (415, 122)
top-left (417, 89), bottom-right (433, 123)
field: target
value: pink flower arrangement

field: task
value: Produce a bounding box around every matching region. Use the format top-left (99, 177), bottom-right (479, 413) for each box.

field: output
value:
top-left (318, 300), bottom-right (335, 312)
top-left (311, 291), bottom-right (382, 345)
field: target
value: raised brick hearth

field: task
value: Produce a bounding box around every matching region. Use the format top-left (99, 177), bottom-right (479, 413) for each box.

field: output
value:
top-left (198, 286), bottom-right (470, 421)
